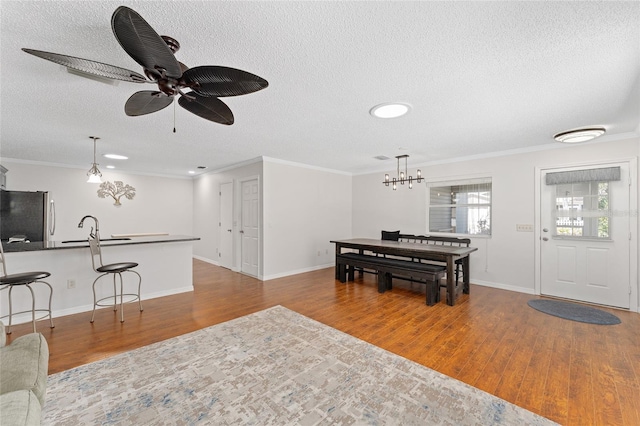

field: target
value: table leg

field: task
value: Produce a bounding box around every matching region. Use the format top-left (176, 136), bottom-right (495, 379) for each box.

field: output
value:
top-left (446, 257), bottom-right (455, 306)
top-left (463, 256), bottom-right (470, 294)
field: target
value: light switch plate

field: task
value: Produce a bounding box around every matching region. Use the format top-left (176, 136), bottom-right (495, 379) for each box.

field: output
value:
top-left (516, 224), bottom-right (534, 232)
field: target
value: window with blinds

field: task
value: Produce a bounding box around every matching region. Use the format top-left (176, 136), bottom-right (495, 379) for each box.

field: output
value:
top-left (427, 177), bottom-right (492, 235)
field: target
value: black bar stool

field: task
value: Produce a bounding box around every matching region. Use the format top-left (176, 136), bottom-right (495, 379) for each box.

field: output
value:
top-left (88, 235), bottom-right (142, 323)
top-left (0, 243), bottom-right (55, 334)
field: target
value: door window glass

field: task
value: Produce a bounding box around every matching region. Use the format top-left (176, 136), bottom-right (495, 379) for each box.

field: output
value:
top-left (554, 181), bottom-right (609, 238)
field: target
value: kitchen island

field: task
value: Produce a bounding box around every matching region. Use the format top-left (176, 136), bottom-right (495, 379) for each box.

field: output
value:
top-left (1, 235), bottom-right (199, 325)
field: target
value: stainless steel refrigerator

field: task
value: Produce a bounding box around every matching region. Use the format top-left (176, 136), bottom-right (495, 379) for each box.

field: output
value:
top-left (0, 190), bottom-right (55, 243)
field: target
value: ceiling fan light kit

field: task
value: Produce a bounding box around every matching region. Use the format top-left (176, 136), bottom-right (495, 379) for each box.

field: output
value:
top-left (22, 6), bottom-right (268, 126)
top-left (383, 155), bottom-right (422, 190)
top-left (554, 127), bottom-right (606, 144)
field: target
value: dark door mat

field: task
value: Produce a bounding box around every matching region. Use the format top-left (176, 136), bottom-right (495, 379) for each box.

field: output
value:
top-left (528, 299), bottom-right (621, 325)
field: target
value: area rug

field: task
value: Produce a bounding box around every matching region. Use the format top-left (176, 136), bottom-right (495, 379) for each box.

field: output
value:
top-left (43, 306), bottom-right (556, 425)
top-left (528, 299), bottom-right (621, 325)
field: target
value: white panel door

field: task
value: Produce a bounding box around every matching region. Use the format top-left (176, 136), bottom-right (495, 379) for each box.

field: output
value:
top-left (540, 162), bottom-right (630, 308)
top-left (219, 182), bottom-right (233, 270)
top-left (241, 179), bottom-right (259, 277)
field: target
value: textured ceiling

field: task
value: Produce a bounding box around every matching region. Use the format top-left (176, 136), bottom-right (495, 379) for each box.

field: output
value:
top-left (1, 1), bottom-right (639, 178)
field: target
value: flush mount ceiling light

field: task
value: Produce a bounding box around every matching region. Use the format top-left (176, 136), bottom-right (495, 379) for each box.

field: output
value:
top-left (554, 127), bottom-right (606, 143)
top-left (87, 136), bottom-right (102, 183)
top-left (370, 103), bottom-right (411, 119)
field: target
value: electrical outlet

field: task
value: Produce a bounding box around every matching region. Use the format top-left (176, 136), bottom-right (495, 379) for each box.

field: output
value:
top-left (516, 224), bottom-right (534, 232)
top-left (67, 279), bottom-right (76, 289)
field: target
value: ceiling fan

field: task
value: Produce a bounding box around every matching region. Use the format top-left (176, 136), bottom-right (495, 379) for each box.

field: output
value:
top-left (22, 6), bottom-right (268, 126)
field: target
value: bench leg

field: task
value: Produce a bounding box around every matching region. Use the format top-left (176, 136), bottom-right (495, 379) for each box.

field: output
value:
top-left (377, 271), bottom-right (386, 293)
top-left (347, 265), bottom-right (355, 282)
top-left (338, 264), bottom-right (347, 283)
top-left (384, 272), bottom-right (394, 291)
top-left (425, 280), bottom-right (439, 306)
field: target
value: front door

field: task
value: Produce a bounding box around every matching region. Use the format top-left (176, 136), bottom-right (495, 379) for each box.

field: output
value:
top-left (241, 179), bottom-right (259, 277)
top-left (540, 162), bottom-right (630, 308)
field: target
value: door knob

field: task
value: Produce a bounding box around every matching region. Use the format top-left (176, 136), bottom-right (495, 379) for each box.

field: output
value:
top-left (543, 228), bottom-right (549, 232)
top-left (542, 237), bottom-right (549, 241)
top-left (240, 230), bottom-right (245, 234)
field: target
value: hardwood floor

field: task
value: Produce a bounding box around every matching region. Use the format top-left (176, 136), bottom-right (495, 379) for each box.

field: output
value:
top-left (7, 259), bottom-right (640, 425)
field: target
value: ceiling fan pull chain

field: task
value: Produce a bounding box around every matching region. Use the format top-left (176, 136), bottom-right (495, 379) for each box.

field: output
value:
top-left (173, 100), bottom-right (176, 133)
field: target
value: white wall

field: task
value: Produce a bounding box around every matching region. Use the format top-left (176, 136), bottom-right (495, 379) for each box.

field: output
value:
top-left (1, 161), bottom-right (194, 240)
top-left (262, 159), bottom-right (352, 279)
top-left (353, 137), bottom-right (639, 301)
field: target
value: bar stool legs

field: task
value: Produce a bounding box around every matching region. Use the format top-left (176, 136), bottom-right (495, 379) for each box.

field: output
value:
top-left (1, 281), bottom-right (55, 334)
top-left (90, 270), bottom-right (143, 323)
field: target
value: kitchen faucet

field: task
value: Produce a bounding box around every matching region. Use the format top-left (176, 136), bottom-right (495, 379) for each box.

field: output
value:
top-left (78, 215), bottom-right (100, 239)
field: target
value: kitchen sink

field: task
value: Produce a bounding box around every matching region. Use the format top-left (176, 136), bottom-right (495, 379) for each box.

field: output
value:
top-left (61, 238), bottom-right (131, 243)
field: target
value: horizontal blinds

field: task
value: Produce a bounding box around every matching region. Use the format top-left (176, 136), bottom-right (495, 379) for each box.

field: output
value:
top-left (545, 167), bottom-right (620, 185)
top-left (426, 177), bottom-right (491, 187)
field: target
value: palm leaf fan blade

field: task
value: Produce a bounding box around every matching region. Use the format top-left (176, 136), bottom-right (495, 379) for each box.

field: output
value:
top-left (183, 66), bottom-right (268, 97)
top-left (22, 48), bottom-right (146, 83)
top-left (125, 91), bottom-right (174, 116)
top-left (111, 6), bottom-right (182, 79)
top-left (178, 93), bottom-right (234, 125)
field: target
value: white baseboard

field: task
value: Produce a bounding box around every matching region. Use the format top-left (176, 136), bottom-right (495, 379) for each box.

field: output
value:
top-left (193, 255), bottom-right (219, 266)
top-left (262, 263), bottom-right (334, 281)
top-left (471, 279), bottom-right (537, 295)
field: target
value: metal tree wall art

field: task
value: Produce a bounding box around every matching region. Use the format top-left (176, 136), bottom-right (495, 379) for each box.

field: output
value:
top-left (97, 181), bottom-right (136, 206)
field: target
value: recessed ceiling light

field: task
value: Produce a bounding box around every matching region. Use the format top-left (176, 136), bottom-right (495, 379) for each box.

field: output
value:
top-left (370, 103), bottom-right (411, 119)
top-left (103, 154), bottom-right (128, 160)
top-left (188, 170), bottom-right (195, 174)
top-left (554, 127), bottom-right (606, 143)
top-left (106, 165), bottom-right (115, 169)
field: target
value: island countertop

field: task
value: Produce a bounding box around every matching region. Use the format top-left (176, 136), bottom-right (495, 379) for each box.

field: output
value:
top-left (1, 234), bottom-right (200, 253)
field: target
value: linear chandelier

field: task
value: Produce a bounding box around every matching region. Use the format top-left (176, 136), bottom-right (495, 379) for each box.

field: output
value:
top-left (383, 154), bottom-right (422, 190)
top-left (87, 136), bottom-right (102, 183)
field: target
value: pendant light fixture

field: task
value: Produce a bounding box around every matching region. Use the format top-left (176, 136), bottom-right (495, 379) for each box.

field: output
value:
top-left (383, 155), bottom-right (422, 190)
top-left (87, 136), bottom-right (102, 183)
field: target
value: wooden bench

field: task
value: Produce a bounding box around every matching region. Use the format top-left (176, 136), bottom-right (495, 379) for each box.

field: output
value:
top-left (398, 234), bottom-right (471, 293)
top-left (336, 252), bottom-right (446, 305)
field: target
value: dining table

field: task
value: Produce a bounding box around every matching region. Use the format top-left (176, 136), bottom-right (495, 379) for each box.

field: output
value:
top-left (330, 238), bottom-right (477, 306)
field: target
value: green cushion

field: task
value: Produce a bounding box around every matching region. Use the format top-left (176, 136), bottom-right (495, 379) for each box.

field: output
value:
top-left (0, 390), bottom-right (42, 426)
top-left (0, 333), bottom-right (49, 406)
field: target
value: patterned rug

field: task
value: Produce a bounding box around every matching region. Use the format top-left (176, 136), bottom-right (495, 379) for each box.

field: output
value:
top-left (43, 306), bottom-right (556, 425)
